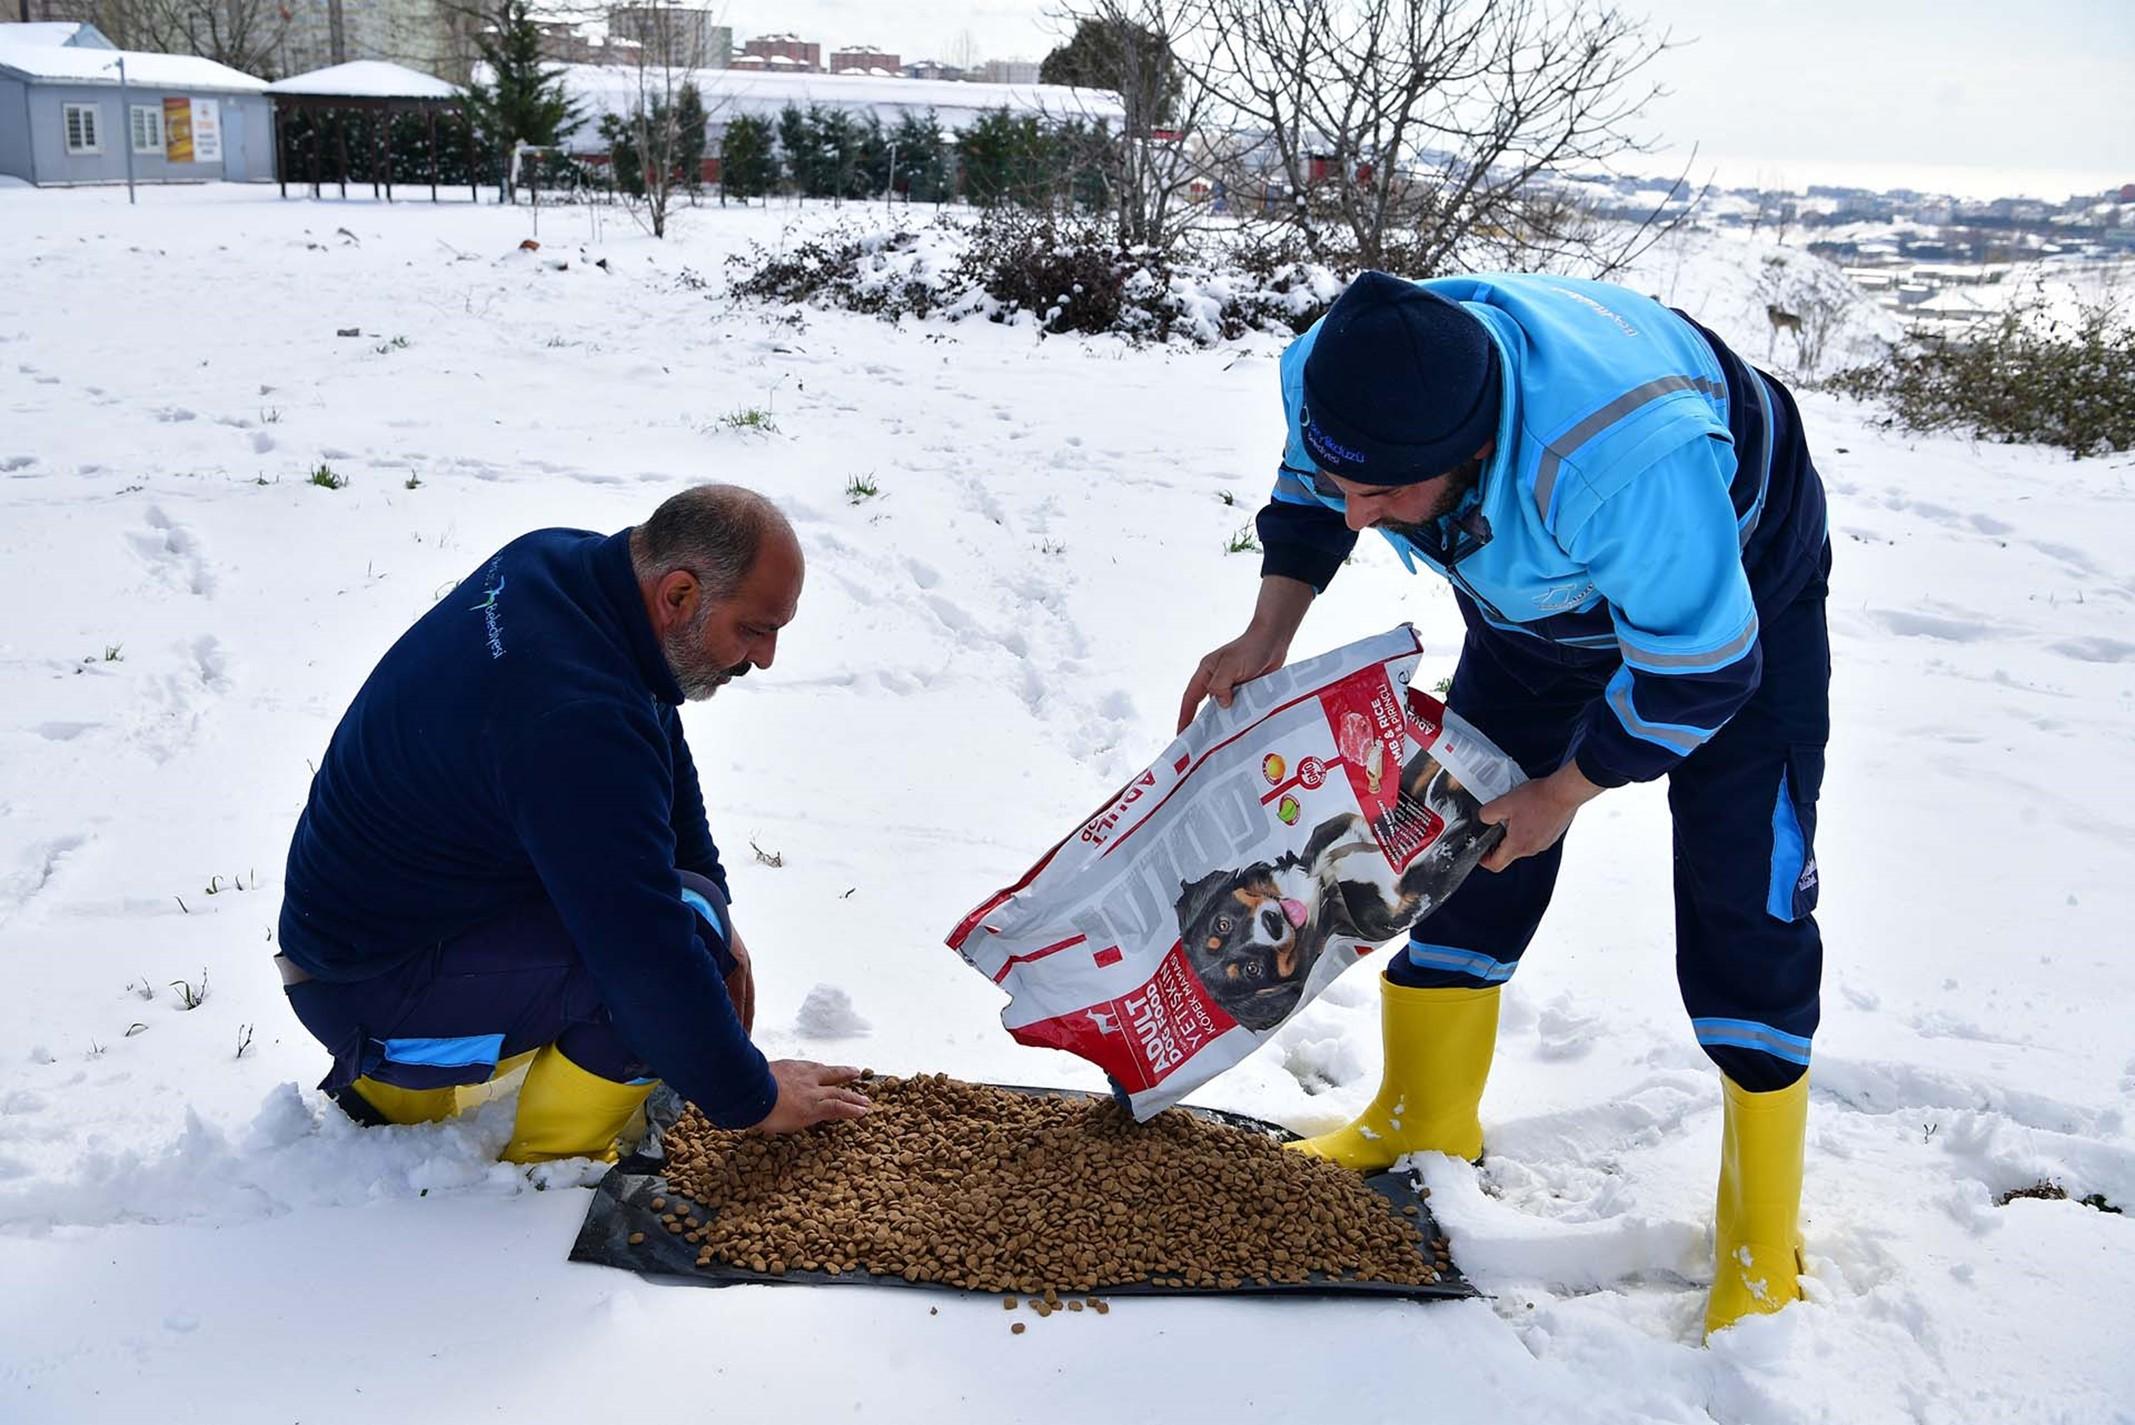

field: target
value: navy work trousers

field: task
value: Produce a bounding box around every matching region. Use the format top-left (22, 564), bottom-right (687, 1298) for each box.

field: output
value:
top-left (1392, 572), bottom-right (1831, 1091)
top-left (285, 870), bottom-right (736, 1101)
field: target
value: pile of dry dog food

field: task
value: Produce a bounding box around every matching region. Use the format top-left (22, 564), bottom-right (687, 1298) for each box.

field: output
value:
top-left (639, 1072), bottom-right (1450, 1295)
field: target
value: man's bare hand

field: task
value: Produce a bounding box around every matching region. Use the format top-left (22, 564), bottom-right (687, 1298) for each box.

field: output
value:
top-left (723, 928), bottom-right (755, 1036)
top-left (754, 1060), bottom-right (871, 1135)
top-left (1477, 763), bottom-right (1604, 871)
top-left (1179, 624), bottom-right (1293, 732)
top-left (1178, 577), bottom-right (1317, 732)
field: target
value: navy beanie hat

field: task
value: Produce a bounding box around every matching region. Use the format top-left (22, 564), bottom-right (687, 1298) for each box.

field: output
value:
top-left (1300, 271), bottom-right (1501, 485)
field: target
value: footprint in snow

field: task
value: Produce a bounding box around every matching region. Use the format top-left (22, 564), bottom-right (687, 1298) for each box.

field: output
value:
top-left (2049, 636), bottom-right (2135, 663)
top-left (0, 833), bottom-right (89, 922)
top-left (1534, 1002), bottom-right (1600, 1061)
top-left (923, 592), bottom-right (979, 636)
top-left (190, 635), bottom-right (232, 691)
top-left (126, 506), bottom-right (216, 597)
top-left (1865, 608), bottom-right (1994, 643)
top-left (33, 722), bottom-right (99, 742)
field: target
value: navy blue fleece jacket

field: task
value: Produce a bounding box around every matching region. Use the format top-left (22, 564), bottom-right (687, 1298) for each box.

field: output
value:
top-left (278, 527), bottom-right (778, 1129)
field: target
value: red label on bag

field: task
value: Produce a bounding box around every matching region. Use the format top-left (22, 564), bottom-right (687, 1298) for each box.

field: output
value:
top-left (1372, 792), bottom-right (1444, 868)
top-left (1012, 943), bottom-right (1236, 1092)
top-left (1320, 668), bottom-right (1405, 814)
top-left (1317, 668), bottom-right (1441, 867)
top-left (1406, 687), bottom-right (1446, 745)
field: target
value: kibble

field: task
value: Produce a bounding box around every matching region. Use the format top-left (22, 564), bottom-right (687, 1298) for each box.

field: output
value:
top-left (1011, 1322), bottom-right (1026, 1335)
top-left (647, 1074), bottom-right (1441, 1294)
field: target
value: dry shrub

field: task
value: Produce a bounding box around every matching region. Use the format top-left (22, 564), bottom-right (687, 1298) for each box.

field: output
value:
top-left (1830, 295), bottom-right (2135, 457)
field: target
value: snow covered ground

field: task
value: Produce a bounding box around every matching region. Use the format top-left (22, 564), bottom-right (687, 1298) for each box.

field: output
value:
top-left (2, 187), bottom-right (2131, 1424)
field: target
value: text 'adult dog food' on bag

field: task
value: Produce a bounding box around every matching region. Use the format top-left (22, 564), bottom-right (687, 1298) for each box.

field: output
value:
top-left (948, 627), bottom-right (1526, 1120)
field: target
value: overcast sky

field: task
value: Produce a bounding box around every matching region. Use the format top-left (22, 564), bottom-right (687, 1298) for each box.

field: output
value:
top-left (726, 0), bottom-right (2134, 197)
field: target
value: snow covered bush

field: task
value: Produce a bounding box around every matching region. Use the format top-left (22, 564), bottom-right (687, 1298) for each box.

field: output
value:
top-left (724, 213), bottom-right (1345, 347)
top-left (724, 224), bottom-right (967, 321)
top-left (955, 212), bottom-right (1132, 334)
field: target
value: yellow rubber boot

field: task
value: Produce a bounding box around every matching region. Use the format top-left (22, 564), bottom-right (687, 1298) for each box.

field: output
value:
top-left (348, 1076), bottom-right (460, 1125)
top-left (502, 1046), bottom-right (658, 1164)
top-left (1704, 1073), bottom-right (1809, 1337)
top-left (453, 1049), bottom-right (538, 1114)
top-left (1288, 980), bottom-right (1500, 1171)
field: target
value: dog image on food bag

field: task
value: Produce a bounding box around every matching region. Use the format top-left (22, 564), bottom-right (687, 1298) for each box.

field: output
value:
top-left (1175, 744), bottom-right (1500, 1030)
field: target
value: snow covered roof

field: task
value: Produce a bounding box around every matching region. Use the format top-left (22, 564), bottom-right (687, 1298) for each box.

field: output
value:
top-left (0, 21), bottom-right (112, 48)
top-left (550, 62), bottom-right (1124, 147)
top-left (1912, 287), bottom-right (1996, 318)
top-left (0, 32), bottom-right (266, 91)
top-left (266, 61), bottom-right (461, 100)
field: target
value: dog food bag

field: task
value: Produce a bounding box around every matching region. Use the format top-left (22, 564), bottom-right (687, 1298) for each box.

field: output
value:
top-left (947, 626), bottom-right (1525, 1120)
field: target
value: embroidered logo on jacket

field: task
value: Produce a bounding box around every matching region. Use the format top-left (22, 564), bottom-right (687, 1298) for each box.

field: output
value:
top-left (470, 558), bottom-right (507, 659)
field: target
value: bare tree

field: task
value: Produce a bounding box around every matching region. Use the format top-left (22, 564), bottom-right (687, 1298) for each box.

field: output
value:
top-left (602, 4), bottom-right (730, 238)
top-left (79, 0), bottom-right (288, 76)
top-left (1048, 0), bottom-right (1224, 251)
top-left (1176, 0), bottom-right (1686, 277)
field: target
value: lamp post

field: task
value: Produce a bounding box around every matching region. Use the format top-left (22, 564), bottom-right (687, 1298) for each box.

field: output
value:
top-left (107, 54), bottom-right (137, 205)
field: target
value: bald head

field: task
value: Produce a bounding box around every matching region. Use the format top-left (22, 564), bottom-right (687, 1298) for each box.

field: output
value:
top-left (631, 485), bottom-right (804, 700)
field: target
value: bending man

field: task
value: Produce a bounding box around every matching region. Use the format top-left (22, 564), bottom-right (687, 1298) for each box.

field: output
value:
top-left (1181, 272), bottom-right (1831, 1336)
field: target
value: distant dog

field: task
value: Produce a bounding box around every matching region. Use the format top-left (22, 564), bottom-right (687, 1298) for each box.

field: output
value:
top-left (1175, 746), bottom-right (1500, 1030)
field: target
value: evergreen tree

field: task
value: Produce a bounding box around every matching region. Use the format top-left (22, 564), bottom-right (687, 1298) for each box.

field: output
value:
top-left (888, 111), bottom-right (951, 204)
top-left (598, 111), bottom-right (645, 198)
top-left (776, 104), bottom-right (814, 196)
top-left (673, 83), bottom-right (708, 202)
top-left (958, 108), bottom-right (1050, 208)
top-left (1056, 117), bottom-right (1118, 213)
top-left (463, 0), bottom-right (578, 199)
top-left (719, 114), bottom-right (777, 204)
top-left (811, 107), bottom-right (863, 200)
top-left (851, 116), bottom-right (893, 200)
top-left (1039, 16), bottom-right (1178, 131)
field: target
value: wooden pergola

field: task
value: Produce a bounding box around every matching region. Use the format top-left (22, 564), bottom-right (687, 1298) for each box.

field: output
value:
top-left (265, 61), bottom-right (471, 202)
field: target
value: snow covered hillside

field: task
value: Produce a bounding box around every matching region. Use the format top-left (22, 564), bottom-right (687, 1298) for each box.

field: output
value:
top-left (2, 188), bottom-right (2131, 1424)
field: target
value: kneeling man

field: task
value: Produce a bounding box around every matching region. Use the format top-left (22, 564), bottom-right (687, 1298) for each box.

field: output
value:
top-left (276, 484), bottom-right (869, 1160)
